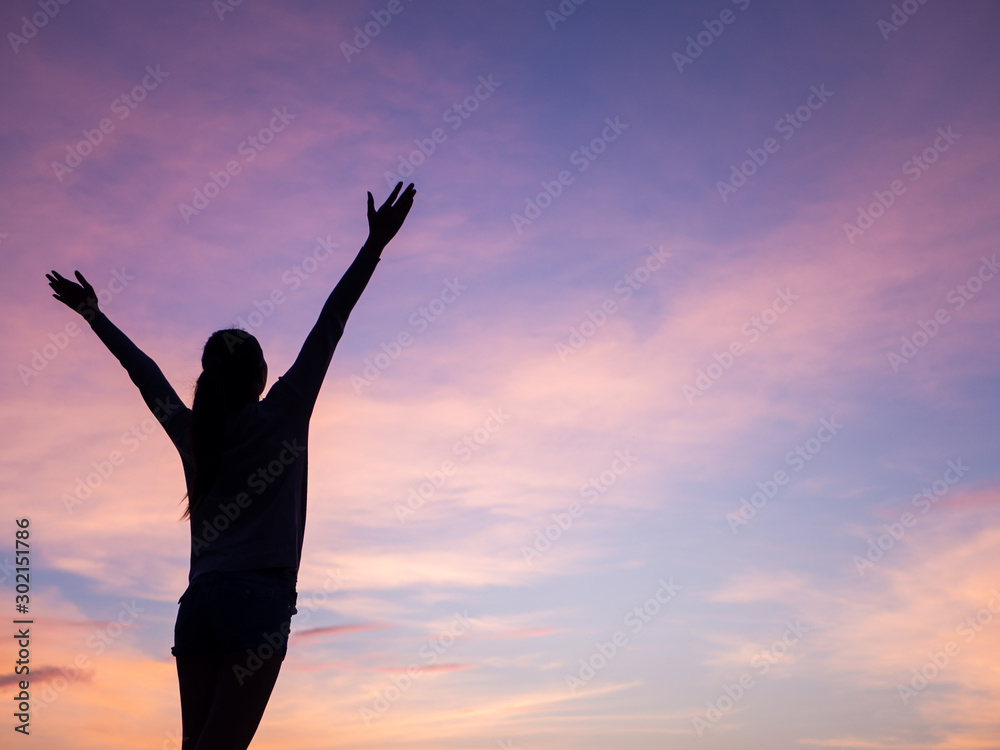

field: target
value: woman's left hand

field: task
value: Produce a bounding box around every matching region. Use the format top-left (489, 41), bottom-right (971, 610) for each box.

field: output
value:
top-left (366, 182), bottom-right (416, 250)
top-left (47, 269), bottom-right (101, 321)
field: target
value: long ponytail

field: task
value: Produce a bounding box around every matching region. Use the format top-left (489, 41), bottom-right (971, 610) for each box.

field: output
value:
top-left (183, 329), bottom-right (265, 519)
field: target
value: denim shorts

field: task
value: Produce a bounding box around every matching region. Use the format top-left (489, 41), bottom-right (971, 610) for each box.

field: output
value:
top-left (171, 568), bottom-right (298, 658)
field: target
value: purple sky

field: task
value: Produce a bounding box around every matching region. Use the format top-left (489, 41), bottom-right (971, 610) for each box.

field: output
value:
top-left (2, 1), bottom-right (1000, 748)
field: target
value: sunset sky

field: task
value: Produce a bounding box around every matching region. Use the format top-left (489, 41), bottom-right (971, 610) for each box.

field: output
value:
top-left (2, 0), bottom-right (1000, 748)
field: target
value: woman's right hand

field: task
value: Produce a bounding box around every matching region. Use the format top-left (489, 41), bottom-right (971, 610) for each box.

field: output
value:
top-left (366, 182), bottom-right (416, 250)
top-left (47, 269), bottom-right (101, 321)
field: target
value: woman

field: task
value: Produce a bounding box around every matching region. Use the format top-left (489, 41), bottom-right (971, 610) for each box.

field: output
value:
top-left (46, 182), bottom-right (416, 750)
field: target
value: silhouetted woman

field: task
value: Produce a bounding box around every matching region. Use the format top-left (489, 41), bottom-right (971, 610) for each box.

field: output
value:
top-left (46, 182), bottom-right (416, 750)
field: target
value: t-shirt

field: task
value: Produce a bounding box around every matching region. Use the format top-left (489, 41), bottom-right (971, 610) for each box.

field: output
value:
top-left (87, 244), bottom-right (382, 582)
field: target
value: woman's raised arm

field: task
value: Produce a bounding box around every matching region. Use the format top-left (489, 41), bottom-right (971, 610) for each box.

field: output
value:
top-left (274, 182), bottom-right (416, 412)
top-left (46, 269), bottom-right (188, 433)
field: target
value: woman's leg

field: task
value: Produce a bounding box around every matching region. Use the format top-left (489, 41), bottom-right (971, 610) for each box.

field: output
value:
top-left (191, 652), bottom-right (284, 750)
top-left (173, 568), bottom-right (295, 748)
top-left (175, 652), bottom-right (220, 749)
top-left (174, 576), bottom-right (220, 750)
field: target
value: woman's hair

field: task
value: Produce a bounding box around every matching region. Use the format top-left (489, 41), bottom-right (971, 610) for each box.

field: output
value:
top-left (182, 328), bottom-right (265, 520)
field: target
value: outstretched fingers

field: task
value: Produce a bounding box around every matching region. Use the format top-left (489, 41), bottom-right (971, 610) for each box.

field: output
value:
top-left (395, 184), bottom-right (416, 215)
top-left (46, 271), bottom-right (69, 296)
top-left (365, 183), bottom-right (416, 247)
top-left (380, 181), bottom-right (404, 210)
top-left (46, 269), bottom-right (99, 319)
top-left (74, 270), bottom-right (94, 292)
